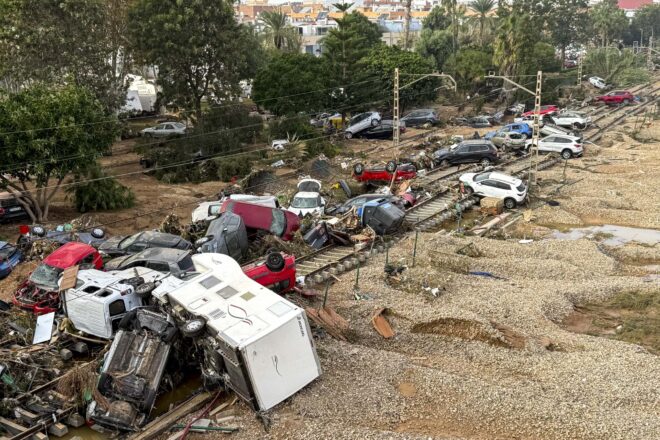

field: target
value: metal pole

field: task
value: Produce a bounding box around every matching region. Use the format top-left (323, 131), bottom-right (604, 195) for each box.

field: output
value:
top-left (322, 281), bottom-right (330, 308)
top-left (577, 58), bottom-right (583, 86)
top-left (354, 258), bottom-right (360, 289)
top-left (529, 71), bottom-right (542, 186)
top-left (393, 68), bottom-right (400, 154)
top-left (412, 230), bottom-right (419, 268)
top-left (385, 244), bottom-right (389, 266)
top-left (648, 36), bottom-right (654, 71)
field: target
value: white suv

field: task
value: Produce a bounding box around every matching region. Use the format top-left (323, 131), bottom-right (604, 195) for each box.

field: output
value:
top-left (344, 112), bottom-right (381, 139)
top-left (589, 76), bottom-right (607, 89)
top-left (550, 111), bottom-right (591, 130)
top-left (287, 178), bottom-right (325, 217)
top-left (525, 134), bottom-right (584, 159)
top-left (459, 171), bottom-right (527, 209)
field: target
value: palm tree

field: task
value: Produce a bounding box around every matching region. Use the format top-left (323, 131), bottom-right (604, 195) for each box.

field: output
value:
top-left (469, 0), bottom-right (496, 45)
top-left (260, 9), bottom-right (300, 51)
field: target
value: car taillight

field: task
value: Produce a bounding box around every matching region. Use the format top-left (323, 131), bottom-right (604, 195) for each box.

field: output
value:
top-left (575, 143), bottom-right (582, 149)
top-left (0, 207), bottom-right (4, 216)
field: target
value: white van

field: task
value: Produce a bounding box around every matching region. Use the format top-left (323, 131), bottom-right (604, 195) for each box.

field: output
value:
top-left (161, 253), bottom-right (321, 411)
top-left (191, 195), bottom-right (280, 223)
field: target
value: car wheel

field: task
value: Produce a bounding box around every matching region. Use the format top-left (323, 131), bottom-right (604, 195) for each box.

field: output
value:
top-left (464, 186), bottom-right (474, 195)
top-left (573, 122), bottom-right (585, 130)
top-left (479, 158), bottom-right (491, 167)
top-left (520, 133), bottom-right (528, 140)
top-left (265, 252), bottom-right (285, 272)
top-left (385, 160), bottom-right (397, 173)
top-left (135, 282), bottom-right (156, 299)
top-left (353, 163), bottom-right (364, 175)
top-left (422, 121), bottom-right (433, 129)
top-left (440, 159), bottom-right (450, 169)
top-left (561, 149), bottom-right (572, 160)
top-left (371, 118), bottom-right (380, 127)
top-left (91, 228), bottom-right (105, 239)
top-left (181, 317), bottom-right (207, 338)
top-left (344, 131), bottom-right (353, 139)
top-left (504, 198), bottom-right (517, 210)
top-left (623, 99), bottom-right (630, 105)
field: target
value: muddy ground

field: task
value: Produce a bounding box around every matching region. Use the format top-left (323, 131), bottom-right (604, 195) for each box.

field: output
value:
top-left (186, 118), bottom-right (659, 439)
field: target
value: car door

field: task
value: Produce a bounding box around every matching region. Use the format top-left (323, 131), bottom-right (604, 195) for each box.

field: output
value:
top-left (476, 179), bottom-right (500, 198)
top-left (127, 242), bottom-right (148, 254)
top-left (450, 145), bottom-right (470, 164)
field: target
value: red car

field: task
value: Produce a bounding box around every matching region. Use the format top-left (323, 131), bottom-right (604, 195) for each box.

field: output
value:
top-left (243, 251), bottom-right (296, 294)
top-left (220, 200), bottom-right (300, 241)
top-left (352, 161), bottom-right (417, 184)
top-left (14, 242), bottom-right (103, 314)
top-left (521, 105), bottom-right (558, 118)
top-left (594, 91), bottom-right (634, 105)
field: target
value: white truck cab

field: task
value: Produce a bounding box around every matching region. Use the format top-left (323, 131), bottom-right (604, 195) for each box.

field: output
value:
top-left (63, 267), bottom-right (182, 339)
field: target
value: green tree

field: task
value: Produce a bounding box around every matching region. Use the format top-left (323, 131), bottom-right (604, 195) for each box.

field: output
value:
top-left (423, 5), bottom-right (451, 31)
top-left (0, 86), bottom-right (118, 222)
top-left (260, 9), bottom-right (301, 52)
top-left (362, 46), bottom-right (437, 112)
top-left (68, 164), bottom-right (135, 213)
top-left (631, 4), bottom-right (660, 46)
top-left (252, 53), bottom-right (328, 115)
top-left (544, 0), bottom-right (589, 66)
top-left (129, 0), bottom-right (262, 121)
top-left (416, 29), bottom-right (454, 70)
top-left (590, 0), bottom-right (628, 47)
top-left (0, 0), bottom-right (133, 110)
top-left (468, 0), bottom-right (497, 45)
top-left (443, 49), bottom-right (492, 92)
top-left (442, 0), bottom-right (465, 53)
top-left (583, 48), bottom-right (645, 84)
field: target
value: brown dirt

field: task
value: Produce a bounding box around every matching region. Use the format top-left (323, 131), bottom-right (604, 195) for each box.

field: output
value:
top-left (0, 260), bottom-right (38, 301)
top-left (411, 317), bottom-right (526, 349)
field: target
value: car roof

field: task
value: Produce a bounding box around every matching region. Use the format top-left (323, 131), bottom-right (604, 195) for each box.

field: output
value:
top-left (294, 192), bottom-right (320, 198)
top-left (488, 172), bottom-right (521, 184)
top-left (461, 139), bottom-right (493, 145)
top-left (547, 134), bottom-right (581, 140)
top-left (43, 242), bottom-right (96, 268)
top-left (138, 231), bottom-right (185, 247)
top-left (128, 247), bottom-right (190, 262)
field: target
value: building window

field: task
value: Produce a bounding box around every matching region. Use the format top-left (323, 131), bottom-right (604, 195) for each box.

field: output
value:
top-left (305, 45), bottom-right (315, 54)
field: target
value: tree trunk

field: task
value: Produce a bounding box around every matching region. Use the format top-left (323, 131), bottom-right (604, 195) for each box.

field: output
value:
top-left (561, 46), bottom-right (566, 69)
top-left (403, 0), bottom-right (412, 49)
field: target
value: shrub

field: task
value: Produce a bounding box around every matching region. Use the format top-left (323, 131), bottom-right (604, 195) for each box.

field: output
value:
top-left (68, 165), bottom-right (135, 213)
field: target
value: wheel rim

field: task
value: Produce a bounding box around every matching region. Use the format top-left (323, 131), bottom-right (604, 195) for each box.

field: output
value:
top-left (480, 159), bottom-right (490, 166)
top-left (187, 321), bottom-right (203, 332)
top-left (505, 199), bottom-right (515, 209)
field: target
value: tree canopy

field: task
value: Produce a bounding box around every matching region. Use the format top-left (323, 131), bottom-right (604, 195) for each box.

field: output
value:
top-left (589, 0), bottom-right (628, 47)
top-left (0, 85), bottom-right (118, 222)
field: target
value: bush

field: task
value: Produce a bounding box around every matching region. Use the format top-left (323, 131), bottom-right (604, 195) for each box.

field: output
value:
top-left (68, 165), bottom-right (135, 213)
top-left (267, 116), bottom-right (315, 141)
top-left (304, 139), bottom-right (340, 159)
top-left (215, 156), bottom-right (255, 182)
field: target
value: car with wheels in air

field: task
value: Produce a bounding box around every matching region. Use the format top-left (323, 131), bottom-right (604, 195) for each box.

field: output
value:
top-left (525, 134), bottom-right (584, 159)
top-left (594, 90), bottom-right (634, 106)
top-left (432, 140), bottom-right (500, 168)
top-left (352, 160), bottom-right (417, 185)
top-left (401, 109), bottom-right (439, 128)
top-left (344, 112), bottom-right (381, 139)
top-left (242, 250), bottom-right (296, 294)
top-left (14, 242), bottom-right (104, 314)
top-left (459, 171), bottom-right (527, 209)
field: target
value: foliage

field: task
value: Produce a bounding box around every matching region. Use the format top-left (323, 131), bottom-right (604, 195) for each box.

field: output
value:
top-left (267, 116), bottom-right (317, 141)
top-left (68, 165), bottom-right (135, 213)
top-left (0, 0), bottom-right (132, 111)
top-left (423, 5), bottom-right (451, 31)
top-left (214, 156), bottom-right (257, 182)
top-left (252, 53), bottom-right (328, 116)
top-left (630, 4), bottom-right (660, 45)
top-left (529, 42), bottom-right (562, 73)
top-left (589, 0), bottom-right (628, 47)
top-left (304, 139), bottom-right (341, 160)
top-left (443, 49), bottom-right (492, 93)
top-left (467, 0), bottom-right (497, 45)
top-left (129, 0), bottom-right (262, 120)
top-left (362, 46), bottom-right (438, 112)
top-left (544, 0), bottom-right (589, 63)
top-left (260, 9), bottom-right (301, 52)
top-left (416, 29), bottom-right (454, 70)
top-left (583, 48), bottom-right (644, 84)
top-left (0, 85), bottom-right (118, 222)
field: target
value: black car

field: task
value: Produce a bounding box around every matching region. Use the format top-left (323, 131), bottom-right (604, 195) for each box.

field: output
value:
top-left (433, 140), bottom-right (500, 168)
top-left (104, 248), bottom-right (194, 278)
top-left (355, 120), bottom-right (404, 140)
top-left (99, 231), bottom-right (192, 258)
top-left (195, 212), bottom-right (249, 262)
top-left (401, 109), bottom-right (439, 128)
top-left (0, 192), bottom-right (29, 223)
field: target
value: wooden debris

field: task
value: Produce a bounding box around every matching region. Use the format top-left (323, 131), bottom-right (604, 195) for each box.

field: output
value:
top-left (306, 306), bottom-right (349, 341)
top-left (480, 197), bottom-right (504, 215)
top-left (371, 308), bottom-right (395, 339)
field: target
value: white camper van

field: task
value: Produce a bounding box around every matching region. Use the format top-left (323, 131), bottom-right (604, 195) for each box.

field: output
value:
top-left (162, 253), bottom-right (321, 411)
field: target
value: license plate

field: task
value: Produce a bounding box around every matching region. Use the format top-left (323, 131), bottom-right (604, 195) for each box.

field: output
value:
top-left (9, 207), bottom-right (22, 212)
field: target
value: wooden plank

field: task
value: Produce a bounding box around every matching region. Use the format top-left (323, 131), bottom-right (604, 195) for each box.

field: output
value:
top-left (13, 409), bottom-right (39, 424)
top-left (128, 392), bottom-right (214, 440)
top-left (0, 418), bottom-right (27, 435)
top-left (58, 265), bottom-right (79, 291)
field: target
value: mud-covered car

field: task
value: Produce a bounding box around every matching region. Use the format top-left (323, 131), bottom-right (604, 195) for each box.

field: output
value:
top-left (14, 242), bottom-right (103, 314)
top-left (88, 309), bottom-right (180, 431)
top-left (359, 198), bottom-right (406, 235)
top-left (99, 231), bottom-right (192, 259)
top-left (195, 212), bottom-right (249, 261)
top-left (104, 248), bottom-right (195, 278)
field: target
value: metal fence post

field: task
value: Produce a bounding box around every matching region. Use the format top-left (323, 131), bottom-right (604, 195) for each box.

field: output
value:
top-left (412, 230), bottom-right (419, 267)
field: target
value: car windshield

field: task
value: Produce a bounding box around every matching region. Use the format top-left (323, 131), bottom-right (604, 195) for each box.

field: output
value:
top-left (270, 210), bottom-right (287, 236)
top-left (119, 233), bottom-right (140, 250)
top-left (474, 172), bottom-right (491, 182)
top-left (29, 263), bottom-right (63, 289)
top-left (292, 196), bottom-right (319, 208)
top-left (0, 245), bottom-right (16, 260)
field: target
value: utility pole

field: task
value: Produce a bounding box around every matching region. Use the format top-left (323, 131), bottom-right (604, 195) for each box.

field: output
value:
top-left (486, 71), bottom-right (543, 186)
top-left (577, 58), bottom-right (583, 86)
top-left (647, 36), bottom-right (654, 71)
top-left (393, 71), bottom-right (457, 152)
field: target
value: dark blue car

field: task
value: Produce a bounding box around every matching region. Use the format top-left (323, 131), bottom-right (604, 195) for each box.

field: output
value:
top-left (0, 241), bottom-right (22, 279)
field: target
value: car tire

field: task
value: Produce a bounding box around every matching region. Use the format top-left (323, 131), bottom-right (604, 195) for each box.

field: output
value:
top-left (464, 186), bottom-right (474, 195)
top-left (504, 198), bottom-right (517, 210)
top-left (135, 282), bottom-right (156, 299)
top-left (265, 252), bottom-right (285, 272)
top-left (422, 121), bottom-right (433, 129)
top-left (520, 133), bottom-right (528, 140)
top-left (385, 160), bottom-right (397, 173)
top-left (479, 158), bottom-right (491, 167)
top-left (181, 317), bottom-right (206, 338)
top-left (344, 131), bottom-right (353, 139)
top-left (371, 118), bottom-right (380, 127)
top-left (561, 149), bottom-right (572, 160)
top-left (31, 226), bottom-right (46, 237)
top-left (353, 163), bottom-right (364, 175)
top-left (440, 159), bottom-right (450, 169)
top-left (91, 228), bottom-right (105, 239)
top-left (266, 247), bottom-right (279, 255)
top-left (573, 122), bottom-right (585, 131)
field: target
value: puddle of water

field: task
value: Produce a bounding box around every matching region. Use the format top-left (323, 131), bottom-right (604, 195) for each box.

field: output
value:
top-left (550, 224), bottom-right (660, 246)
